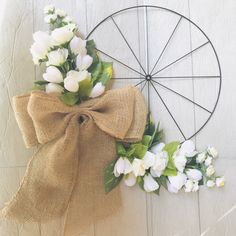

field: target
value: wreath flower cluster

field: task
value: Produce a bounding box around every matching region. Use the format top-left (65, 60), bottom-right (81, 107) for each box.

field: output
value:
top-left (31, 5), bottom-right (224, 196)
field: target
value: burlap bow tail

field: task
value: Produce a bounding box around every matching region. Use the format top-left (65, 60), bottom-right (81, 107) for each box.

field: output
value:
top-left (1, 86), bottom-right (147, 233)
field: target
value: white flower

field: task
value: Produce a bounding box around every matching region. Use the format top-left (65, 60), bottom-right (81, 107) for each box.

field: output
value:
top-left (55, 9), bottom-right (66, 17)
top-left (63, 16), bottom-right (73, 23)
top-left (143, 174), bottom-right (159, 192)
top-left (142, 151), bottom-right (155, 169)
top-left (89, 82), bottom-right (105, 98)
top-left (51, 25), bottom-right (74, 46)
top-left (207, 146), bottom-right (218, 158)
top-left (206, 165), bottom-right (215, 177)
top-left (184, 179), bottom-right (194, 192)
top-left (30, 31), bottom-right (51, 64)
top-left (70, 36), bottom-right (87, 56)
top-left (150, 151), bottom-right (168, 177)
top-left (207, 180), bottom-right (215, 188)
top-left (65, 23), bottom-right (77, 31)
top-left (192, 181), bottom-right (199, 192)
top-left (151, 142), bottom-right (165, 154)
top-left (216, 177), bottom-right (225, 187)
top-left (124, 173), bottom-right (136, 187)
top-left (167, 172), bottom-right (187, 193)
top-left (43, 66), bottom-right (63, 83)
top-left (45, 83), bottom-right (64, 93)
top-left (47, 48), bottom-right (68, 66)
top-left (113, 157), bottom-right (132, 177)
top-left (174, 154), bottom-right (187, 173)
top-left (44, 14), bottom-right (57, 23)
top-left (44, 5), bottom-right (55, 14)
top-left (204, 156), bottom-right (212, 166)
top-left (196, 152), bottom-right (206, 163)
top-left (179, 140), bottom-right (196, 157)
top-left (76, 54), bottom-right (93, 70)
top-left (186, 169), bottom-right (202, 181)
top-left (132, 158), bottom-right (146, 177)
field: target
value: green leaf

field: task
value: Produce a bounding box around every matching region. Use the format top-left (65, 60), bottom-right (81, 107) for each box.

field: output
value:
top-left (79, 78), bottom-right (93, 98)
top-left (86, 39), bottom-right (99, 68)
top-left (130, 143), bottom-right (148, 159)
top-left (116, 142), bottom-right (127, 156)
top-left (137, 176), bottom-right (144, 191)
top-left (32, 84), bottom-right (46, 91)
top-left (60, 92), bottom-right (79, 106)
top-left (91, 61), bottom-right (103, 82)
top-left (142, 135), bottom-right (152, 147)
top-left (156, 175), bottom-right (168, 189)
top-left (164, 141), bottom-right (180, 158)
top-left (98, 61), bottom-right (113, 85)
top-left (162, 168), bottom-right (177, 176)
top-left (104, 160), bottom-right (122, 193)
top-left (34, 80), bottom-right (49, 85)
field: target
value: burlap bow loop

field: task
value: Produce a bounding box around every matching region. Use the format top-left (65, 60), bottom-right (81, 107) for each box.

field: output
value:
top-left (1, 86), bottom-right (147, 230)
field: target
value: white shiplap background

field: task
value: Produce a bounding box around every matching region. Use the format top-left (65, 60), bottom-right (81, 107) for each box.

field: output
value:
top-left (0, 0), bottom-right (236, 235)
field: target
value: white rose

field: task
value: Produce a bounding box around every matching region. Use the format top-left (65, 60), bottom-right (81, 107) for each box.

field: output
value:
top-left (143, 174), bottom-right (159, 192)
top-left (179, 140), bottom-right (196, 157)
top-left (113, 157), bottom-right (132, 177)
top-left (70, 36), bottom-right (87, 56)
top-left (151, 142), bottom-right (165, 154)
top-left (43, 66), bottom-right (63, 83)
top-left (150, 151), bottom-right (168, 177)
top-left (206, 165), bottom-right (215, 177)
top-left (216, 177), bottom-right (225, 187)
top-left (174, 154), bottom-right (187, 173)
top-left (55, 9), bottom-right (66, 17)
top-left (186, 169), bottom-right (202, 181)
top-left (47, 48), bottom-right (68, 66)
top-left (206, 180), bottom-right (215, 188)
top-left (44, 14), bottom-right (57, 23)
top-left (44, 5), bottom-right (55, 14)
top-left (45, 83), bottom-right (64, 94)
top-left (51, 26), bottom-right (74, 46)
top-left (124, 173), bottom-right (136, 187)
top-left (142, 151), bottom-right (155, 169)
top-left (196, 152), bottom-right (206, 163)
top-left (207, 146), bottom-right (218, 158)
top-left (184, 179), bottom-right (194, 192)
top-left (192, 181), bottom-right (199, 192)
top-left (132, 158), bottom-right (145, 177)
top-left (89, 82), bottom-right (105, 98)
top-left (76, 54), bottom-right (93, 71)
top-left (167, 172), bottom-right (187, 193)
top-left (204, 156), bottom-right (212, 166)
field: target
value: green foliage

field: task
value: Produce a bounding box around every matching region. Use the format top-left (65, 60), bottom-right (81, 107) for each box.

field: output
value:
top-left (60, 92), bottom-right (79, 106)
top-left (78, 78), bottom-right (93, 98)
top-left (86, 39), bottom-right (99, 68)
top-left (34, 80), bottom-right (49, 85)
top-left (130, 143), bottom-right (148, 159)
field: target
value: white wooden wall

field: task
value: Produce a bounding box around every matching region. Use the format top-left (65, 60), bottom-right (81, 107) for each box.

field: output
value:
top-left (0, 0), bottom-right (236, 235)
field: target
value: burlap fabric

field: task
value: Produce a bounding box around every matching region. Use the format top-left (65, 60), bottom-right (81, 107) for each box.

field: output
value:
top-left (0, 86), bottom-right (147, 235)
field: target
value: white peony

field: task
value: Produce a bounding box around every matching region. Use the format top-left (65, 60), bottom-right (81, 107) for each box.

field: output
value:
top-left (150, 151), bottom-right (168, 177)
top-left (43, 66), bottom-right (63, 83)
top-left (151, 142), bottom-right (165, 154)
top-left (174, 154), bottom-right (187, 173)
top-left (143, 174), bottom-right (159, 192)
top-left (216, 177), bottom-right (225, 187)
top-left (55, 8), bottom-right (66, 17)
top-left (44, 14), bottom-right (57, 23)
top-left (30, 31), bottom-right (51, 64)
top-left (186, 169), bottom-right (202, 181)
top-left (51, 25), bottom-right (74, 46)
top-left (167, 172), bottom-right (187, 193)
top-left (206, 165), bottom-right (215, 177)
top-left (132, 158), bottom-right (146, 177)
top-left (207, 146), bottom-right (218, 158)
top-left (76, 54), bottom-right (93, 71)
top-left (196, 152), bottom-right (206, 163)
top-left (124, 173), bottom-right (136, 187)
top-left (206, 180), bottom-right (215, 188)
top-left (44, 5), bottom-right (55, 14)
top-left (45, 83), bottom-right (64, 94)
top-left (113, 157), bottom-right (132, 177)
top-left (47, 48), bottom-right (68, 66)
top-left (184, 179), bottom-right (194, 192)
top-left (179, 140), bottom-right (196, 157)
top-left (89, 82), bottom-right (105, 98)
top-left (204, 156), bottom-right (213, 166)
top-left (142, 151), bottom-right (155, 169)
top-left (70, 36), bottom-right (87, 56)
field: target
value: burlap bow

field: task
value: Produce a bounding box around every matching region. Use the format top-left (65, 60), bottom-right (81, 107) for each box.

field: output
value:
top-left (1, 86), bottom-right (147, 234)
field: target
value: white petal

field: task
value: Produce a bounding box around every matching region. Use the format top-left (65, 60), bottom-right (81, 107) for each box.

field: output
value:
top-left (168, 172), bottom-right (187, 190)
top-left (180, 140), bottom-right (195, 155)
top-left (216, 177), bottom-right (225, 187)
top-left (174, 154), bottom-right (187, 173)
top-left (150, 168), bottom-right (162, 178)
top-left (70, 36), bottom-right (87, 56)
top-left (90, 82), bottom-right (105, 98)
top-left (76, 54), bottom-right (93, 70)
top-left (64, 76), bottom-right (79, 92)
top-left (123, 158), bottom-right (133, 174)
top-left (151, 143), bottom-right (165, 154)
top-left (113, 157), bottom-right (125, 177)
top-left (143, 151), bottom-right (155, 169)
top-left (132, 158), bottom-right (145, 177)
top-left (207, 180), bottom-right (215, 188)
top-left (186, 169), bottom-right (202, 181)
top-left (167, 181), bottom-right (179, 193)
top-left (43, 66), bottom-right (63, 83)
top-left (143, 174), bottom-right (159, 192)
top-left (124, 173), bottom-right (136, 187)
top-left (45, 83), bottom-right (64, 93)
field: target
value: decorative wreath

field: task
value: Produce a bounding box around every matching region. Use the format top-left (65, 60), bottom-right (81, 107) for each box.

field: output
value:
top-left (0, 5), bottom-right (224, 231)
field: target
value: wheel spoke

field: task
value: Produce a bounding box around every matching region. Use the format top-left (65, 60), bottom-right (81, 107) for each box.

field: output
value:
top-left (152, 41), bottom-right (210, 77)
top-left (95, 47), bottom-right (145, 77)
top-left (141, 80), bottom-right (148, 92)
top-left (135, 80), bottom-right (146, 87)
top-left (111, 77), bottom-right (144, 80)
top-left (150, 16), bottom-right (182, 75)
top-left (111, 16), bottom-right (147, 75)
top-left (152, 80), bottom-right (212, 114)
top-left (150, 81), bottom-right (187, 140)
top-left (152, 75), bottom-right (220, 80)
top-left (145, 6), bottom-right (150, 74)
